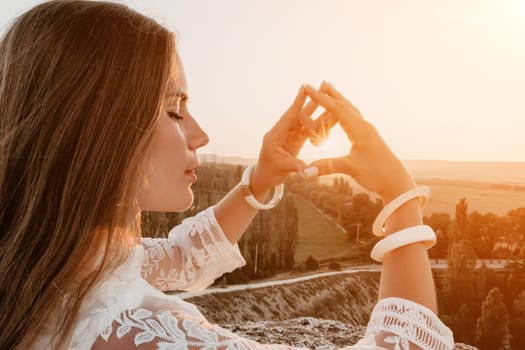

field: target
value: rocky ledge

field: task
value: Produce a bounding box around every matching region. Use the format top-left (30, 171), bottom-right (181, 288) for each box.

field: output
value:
top-left (223, 317), bottom-right (478, 350)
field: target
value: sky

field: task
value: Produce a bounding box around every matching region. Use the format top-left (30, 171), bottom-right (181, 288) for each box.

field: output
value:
top-left (1, 0), bottom-right (524, 162)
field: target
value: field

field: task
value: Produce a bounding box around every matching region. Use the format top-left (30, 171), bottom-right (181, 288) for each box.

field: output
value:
top-left (417, 178), bottom-right (525, 216)
top-left (214, 157), bottom-right (525, 262)
top-left (297, 175), bottom-right (525, 264)
top-left (317, 175), bottom-right (525, 216)
top-left (293, 195), bottom-right (355, 263)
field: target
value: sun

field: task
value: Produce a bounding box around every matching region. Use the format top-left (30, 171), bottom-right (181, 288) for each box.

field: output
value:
top-left (298, 124), bottom-right (350, 162)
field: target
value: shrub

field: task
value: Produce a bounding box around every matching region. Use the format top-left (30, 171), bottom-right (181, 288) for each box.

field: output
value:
top-left (305, 255), bottom-right (319, 271)
top-left (328, 261), bottom-right (342, 271)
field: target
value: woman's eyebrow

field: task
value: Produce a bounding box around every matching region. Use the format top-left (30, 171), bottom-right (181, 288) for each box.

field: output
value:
top-left (165, 91), bottom-right (189, 106)
top-left (166, 89), bottom-right (188, 98)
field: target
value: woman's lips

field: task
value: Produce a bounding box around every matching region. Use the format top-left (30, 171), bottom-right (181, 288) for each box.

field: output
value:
top-left (184, 169), bottom-right (198, 182)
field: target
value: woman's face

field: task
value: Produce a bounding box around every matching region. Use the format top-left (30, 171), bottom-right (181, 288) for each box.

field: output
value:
top-left (137, 61), bottom-right (209, 212)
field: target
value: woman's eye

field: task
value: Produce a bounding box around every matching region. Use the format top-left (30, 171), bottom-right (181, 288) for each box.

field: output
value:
top-left (168, 111), bottom-right (183, 120)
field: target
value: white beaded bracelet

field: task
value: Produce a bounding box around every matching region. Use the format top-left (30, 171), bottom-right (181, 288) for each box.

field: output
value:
top-left (372, 186), bottom-right (431, 237)
top-left (370, 225), bottom-right (436, 262)
top-left (241, 164), bottom-right (284, 210)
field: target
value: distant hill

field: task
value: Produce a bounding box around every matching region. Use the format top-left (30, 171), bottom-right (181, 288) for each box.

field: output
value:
top-left (403, 160), bottom-right (525, 185)
top-left (200, 154), bottom-right (256, 166)
top-left (201, 154), bottom-right (525, 186)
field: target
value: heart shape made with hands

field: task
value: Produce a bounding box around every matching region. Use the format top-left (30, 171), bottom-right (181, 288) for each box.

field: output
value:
top-left (297, 105), bottom-right (351, 162)
top-left (300, 122), bottom-right (351, 161)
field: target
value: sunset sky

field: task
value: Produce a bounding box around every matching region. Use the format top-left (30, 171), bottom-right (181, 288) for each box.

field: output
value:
top-left (1, 0), bottom-right (524, 162)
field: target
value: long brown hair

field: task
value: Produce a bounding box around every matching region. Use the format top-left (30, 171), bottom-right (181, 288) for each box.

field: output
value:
top-left (0, 1), bottom-right (175, 348)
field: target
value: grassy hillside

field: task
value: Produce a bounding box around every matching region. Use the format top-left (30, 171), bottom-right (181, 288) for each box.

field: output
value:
top-left (187, 272), bottom-right (380, 325)
top-left (293, 195), bottom-right (355, 263)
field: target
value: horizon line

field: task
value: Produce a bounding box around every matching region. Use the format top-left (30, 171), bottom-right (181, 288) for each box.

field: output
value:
top-left (199, 153), bottom-right (525, 164)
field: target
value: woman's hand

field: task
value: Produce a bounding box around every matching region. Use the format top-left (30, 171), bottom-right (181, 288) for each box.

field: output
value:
top-left (301, 84), bottom-right (437, 315)
top-left (304, 82), bottom-right (416, 203)
top-left (250, 85), bottom-right (329, 194)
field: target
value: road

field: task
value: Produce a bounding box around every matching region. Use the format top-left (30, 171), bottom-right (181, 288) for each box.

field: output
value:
top-left (175, 259), bottom-right (513, 299)
top-left (176, 263), bottom-right (447, 300)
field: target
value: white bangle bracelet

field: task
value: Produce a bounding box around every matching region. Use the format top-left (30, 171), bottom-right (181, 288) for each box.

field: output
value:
top-left (370, 225), bottom-right (436, 262)
top-left (241, 164), bottom-right (284, 210)
top-left (372, 186), bottom-right (431, 237)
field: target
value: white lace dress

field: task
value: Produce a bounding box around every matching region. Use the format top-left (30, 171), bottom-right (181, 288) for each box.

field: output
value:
top-left (37, 206), bottom-right (454, 350)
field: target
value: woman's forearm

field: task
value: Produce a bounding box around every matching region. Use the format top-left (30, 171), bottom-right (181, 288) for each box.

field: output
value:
top-left (378, 197), bottom-right (438, 313)
top-left (213, 166), bottom-right (272, 245)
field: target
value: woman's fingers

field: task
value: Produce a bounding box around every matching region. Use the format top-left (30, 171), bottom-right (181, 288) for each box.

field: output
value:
top-left (320, 81), bottom-right (359, 117)
top-left (302, 99), bottom-right (318, 117)
top-left (299, 99), bottom-right (320, 140)
top-left (306, 156), bottom-right (356, 177)
top-left (298, 81), bottom-right (330, 141)
top-left (262, 83), bottom-right (372, 183)
top-left (325, 82), bottom-right (363, 119)
top-left (324, 82), bottom-right (349, 105)
top-left (303, 84), bottom-right (344, 114)
top-left (285, 127), bottom-right (309, 157)
top-left (284, 157), bottom-right (309, 173)
top-left (272, 86), bottom-right (308, 136)
top-left (272, 146), bottom-right (308, 172)
top-left (292, 83), bottom-right (336, 148)
top-left (275, 83), bottom-right (340, 144)
top-left (289, 85), bottom-right (307, 114)
top-left (304, 84), bottom-right (363, 142)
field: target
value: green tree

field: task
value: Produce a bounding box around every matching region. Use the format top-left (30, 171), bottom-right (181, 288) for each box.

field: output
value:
top-left (476, 287), bottom-right (510, 350)
top-left (513, 290), bottom-right (525, 314)
top-left (508, 207), bottom-right (525, 234)
top-left (451, 198), bottom-right (468, 243)
top-left (451, 304), bottom-right (476, 343)
top-left (505, 273), bottom-right (520, 308)
top-left (510, 290), bottom-right (525, 348)
top-left (445, 239), bottom-right (477, 313)
top-left (304, 255), bottom-right (319, 271)
top-left (507, 207), bottom-right (525, 256)
top-left (476, 261), bottom-right (488, 303)
top-left (341, 192), bottom-right (381, 238)
top-left (424, 212), bottom-right (451, 258)
top-left (424, 212), bottom-right (451, 236)
top-left (468, 211), bottom-right (489, 257)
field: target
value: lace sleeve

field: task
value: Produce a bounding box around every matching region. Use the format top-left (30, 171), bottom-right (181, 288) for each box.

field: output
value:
top-left (91, 308), bottom-right (307, 350)
top-left (140, 206), bottom-right (246, 292)
top-left (88, 298), bottom-right (453, 350)
top-left (355, 297), bottom-right (454, 350)
top-left (96, 211), bottom-right (453, 350)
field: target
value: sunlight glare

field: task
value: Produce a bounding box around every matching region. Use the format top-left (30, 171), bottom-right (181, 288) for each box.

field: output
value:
top-left (298, 123), bottom-right (350, 162)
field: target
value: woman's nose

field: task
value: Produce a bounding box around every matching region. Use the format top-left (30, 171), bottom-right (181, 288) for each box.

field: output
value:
top-left (188, 119), bottom-right (209, 150)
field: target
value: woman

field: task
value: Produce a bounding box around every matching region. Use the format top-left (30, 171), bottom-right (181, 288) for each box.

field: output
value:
top-left (0, 1), bottom-right (453, 349)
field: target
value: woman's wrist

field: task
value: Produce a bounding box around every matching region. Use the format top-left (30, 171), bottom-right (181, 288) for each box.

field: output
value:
top-left (380, 165), bottom-right (416, 204)
top-left (383, 198), bottom-right (423, 235)
top-left (248, 164), bottom-right (274, 203)
top-left (381, 178), bottom-right (422, 235)
top-left (381, 177), bottom-right (416, 203)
